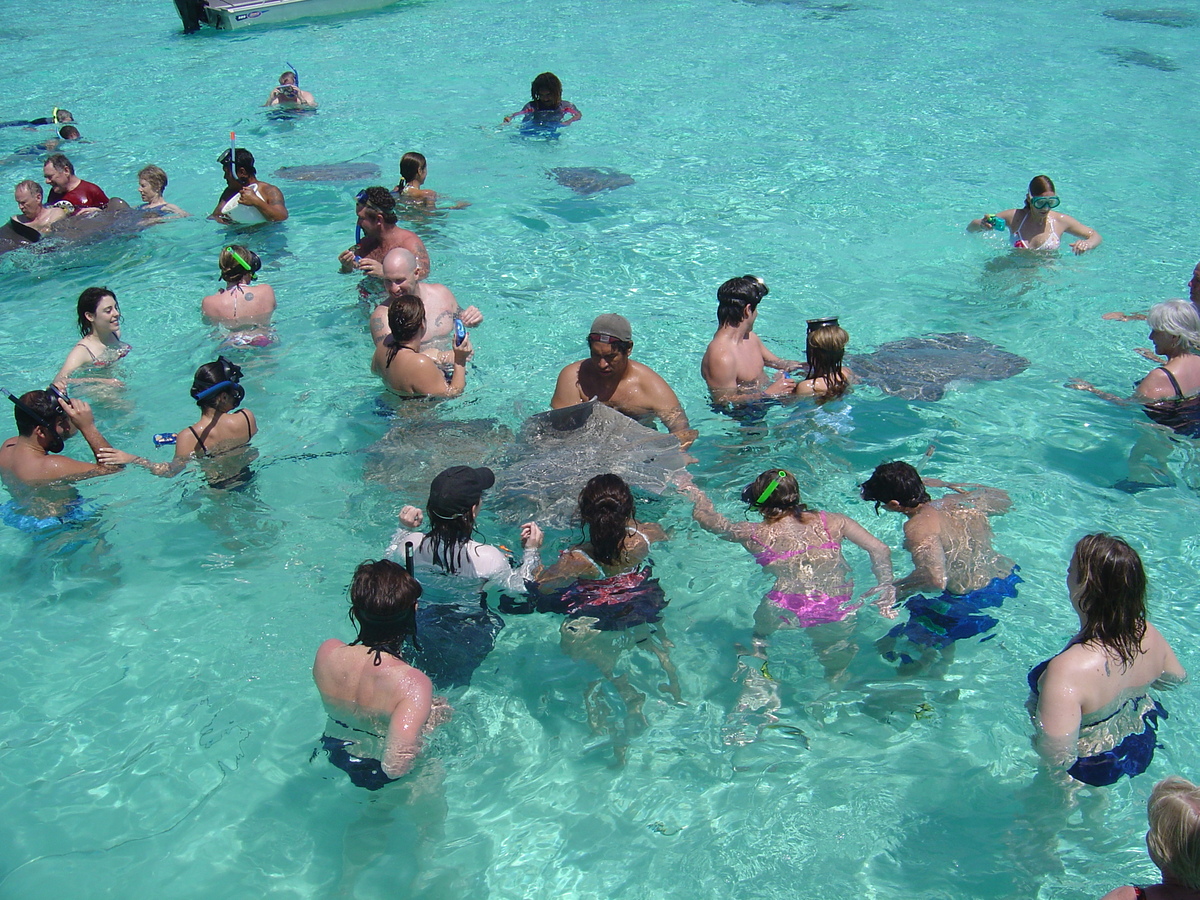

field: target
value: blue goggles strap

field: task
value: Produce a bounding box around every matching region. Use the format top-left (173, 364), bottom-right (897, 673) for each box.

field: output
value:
top-left (194, 380), bottom-right (237, 401)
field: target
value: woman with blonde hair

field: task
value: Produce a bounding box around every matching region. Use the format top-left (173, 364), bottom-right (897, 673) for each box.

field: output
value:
top-left (792, 317), bottom-right (854, 401)
top-left (1099, 775), bottom-right (1200, 898)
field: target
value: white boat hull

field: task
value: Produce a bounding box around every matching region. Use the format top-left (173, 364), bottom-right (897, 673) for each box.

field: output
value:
top-left (175, 0), bottom-right (397, 31)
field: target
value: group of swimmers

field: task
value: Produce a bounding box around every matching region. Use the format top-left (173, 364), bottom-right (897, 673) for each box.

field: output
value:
top-left (1, 74), bottom-right (1196, 887)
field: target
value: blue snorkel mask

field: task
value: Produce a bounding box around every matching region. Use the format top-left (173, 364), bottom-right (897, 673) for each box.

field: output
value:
top-left (191, 356), bottom-right (245, 407)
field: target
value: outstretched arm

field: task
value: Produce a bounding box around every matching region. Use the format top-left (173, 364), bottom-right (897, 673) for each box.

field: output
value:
top-left (678, 480), bottom-right (754, 545)
top-left (836, 515), bottom-right (896, 617)
top-left (1060, 214), bottom-right (1102, 255)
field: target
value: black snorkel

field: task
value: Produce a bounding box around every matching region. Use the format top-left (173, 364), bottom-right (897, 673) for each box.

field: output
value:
top-left (4, 387), bottom-right (66, 453)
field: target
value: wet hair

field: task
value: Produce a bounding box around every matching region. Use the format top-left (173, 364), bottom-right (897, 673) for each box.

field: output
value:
top-left (15, 179), bottom-right (42, 201)
top-left (422, 498), bottom-right (479, 577)
top-left (218, 244), bottom-right (261, 283)
top-left (76, 286), bottom-right (116, 337)
top-left (1024, 174), bottom-right (1055, 208)
top-left (138, 165), bottom-right (167, 195)
top-left (386, 294), bottom-right (426, 367)
top-left (859, 461), bottom-right (931, 511)
top-left (279, 71), bottom-right (297, 85)
top-left (1146, 776), bottom-right (1200, 890)
top-left (12, 390), bottom-right (65, 438)
top-left (399, 152), bottom-right (427, 187)
top-left (54, 109), bottom-right (73, 123)
top-left (1071, 533), bottom-right (1147, 668)
top-left (347, 559), bottom-right (421, 661)
top-left (358, 185), bottom-right (398, 225)
top-left (231, 148), bottom-right (256, 176)
top-left (531, 72), bottom-right (563, 104)
top-left (190, 357), bottom-right (245, 411)
top-left (578, 474), bottom-right (636, 566)
top-left (45, 153), bottom-right (74, 176)
top-left (742, 469), bottom-right (808, 521)
top-left (806, 324), bottom-right (850, 401)
top-left (1148, 300), bottom-right (1200, 353)
top-left (59, 125), bottom-right (80, 140)
top-left (716, 275), bottom-right (768, 327)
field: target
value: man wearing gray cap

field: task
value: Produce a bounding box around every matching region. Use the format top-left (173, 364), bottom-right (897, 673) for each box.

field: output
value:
top-left (551, 314), bottom-right (697, 448)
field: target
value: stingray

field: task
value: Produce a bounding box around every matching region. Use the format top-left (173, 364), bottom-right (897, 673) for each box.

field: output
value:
top-left (362, 415), bottom-right (513, 496)
top-left (0, 199), bottom-right (146, 255)
top-left (848, 333), bottom-right (1030, 401)
top-left (491, 401), bottom-right (690, 529)
top-left (1100, 47), bottom-right (1180, 70)
top-left (549, 167), bottom-right (635, 195)
top-left (1102, 7), bottom-right (1196, 26)
top-left (272, 163), bottom-right (382, 182)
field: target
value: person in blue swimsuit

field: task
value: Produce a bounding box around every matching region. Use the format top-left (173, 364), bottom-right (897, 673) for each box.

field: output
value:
top-left (312, 559), bottom-right (450, 790)
top-left (501, 72), bottom-right (581, 135)
top-left (1099, 776), bottom-right (1200, 900)
top-left (859, 460), bottom-right (1018, 674)
top-left (1029, 534), bottom-right (1185, 787)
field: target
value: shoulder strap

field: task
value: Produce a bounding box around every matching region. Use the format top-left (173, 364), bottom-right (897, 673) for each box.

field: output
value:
top-left (238, 408), bottom-right (252, 439)
top-left (1158, 366), bottom-right (1184, 398)
top-left (188, 425), bottom-right (207, 455)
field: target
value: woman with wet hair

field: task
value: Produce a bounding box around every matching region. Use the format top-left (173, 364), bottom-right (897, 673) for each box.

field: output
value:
top-left (99, 356), bottom-right (258, 480)
top-left (201, 245), bottom-right (277, 346)
top-left (53, 287), bottom-right (131, 388)
top-left (536, 473), bottom-right (681, 752)
top-left (968, 174), bottom-right (1102, 254)
top-left (136, 164), bottom-right (188, 217)
top-left (679, 468), bottom-right (894, 709)
top-left (388, 465), bottom-right (543, 591)
top-left (791, 319), bottom-right (855, 401)
top-left (1029, 533), bottom-right (1185, 786)
top-left (313, 559), bottom-right (447, 789)
top-left (502, 71), bottom-right (582, 132)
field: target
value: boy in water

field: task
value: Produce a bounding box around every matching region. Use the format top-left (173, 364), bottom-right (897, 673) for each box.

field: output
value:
top-left (859, 460), bottom-right (1019, 673)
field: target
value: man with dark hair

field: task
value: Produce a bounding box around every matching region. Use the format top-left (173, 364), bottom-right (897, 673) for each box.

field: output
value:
top-left (0, 390), bottom-right (119, 487)
top-left (701, 275), bottom-right (801, 403)
top-left (14, 180), bottom-right (68, 234)
top-left (551, 313), bottom-right (697, 447)
top-left (859, 460), bottom-right (1019, 670)
top-left (43, 153), bottom-right (108, 211)
top-left (210, 147), bottom-right (288, 224)
top-left (337, 185), bottom-right (429, 281)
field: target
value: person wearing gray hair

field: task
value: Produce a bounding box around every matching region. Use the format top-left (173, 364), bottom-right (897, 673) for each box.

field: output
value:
top-left (1071, 299), bottom-right (1200, 486)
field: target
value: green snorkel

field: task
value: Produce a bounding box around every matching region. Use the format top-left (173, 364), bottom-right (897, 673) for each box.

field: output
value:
top-left (755, 471), bottom-right (788, 505)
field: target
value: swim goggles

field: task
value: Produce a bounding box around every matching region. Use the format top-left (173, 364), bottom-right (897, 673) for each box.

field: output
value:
top-left (4, 387), bottom-right (67, 452)
top-left (807, 316), bottom-right (839, 331)
top-left (1030, 195), bottom-right (1060, 210)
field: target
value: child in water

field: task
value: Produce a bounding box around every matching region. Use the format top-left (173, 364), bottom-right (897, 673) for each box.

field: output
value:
top-left (502, 72), bottom-right (582, 132)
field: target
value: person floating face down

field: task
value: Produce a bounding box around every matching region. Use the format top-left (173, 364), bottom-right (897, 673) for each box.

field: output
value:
top-left (550, 313), bottom-right (698, 449)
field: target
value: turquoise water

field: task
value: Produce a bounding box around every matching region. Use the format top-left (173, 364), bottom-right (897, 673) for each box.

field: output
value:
top-left (2, 0), bottom-right (1200, 896)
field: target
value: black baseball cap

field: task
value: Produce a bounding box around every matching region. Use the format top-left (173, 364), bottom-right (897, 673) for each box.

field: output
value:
top-left (428, 466), bottom-right (495, 518)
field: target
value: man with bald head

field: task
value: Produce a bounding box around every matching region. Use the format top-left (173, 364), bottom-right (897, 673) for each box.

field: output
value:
top-left (369, 248), bottom-right (483, 356)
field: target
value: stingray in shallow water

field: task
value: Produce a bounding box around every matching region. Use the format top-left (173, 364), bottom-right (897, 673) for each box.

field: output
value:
top-left (848, 333), bottom-right (1030, 401)
top-left (273, 163), bottom-right (382, 182)
top-left (492, 401), bottom-right (689, 529)
top-left (0, 199), bottom-right (147, 255)
top-left (549, 167), bottom-right (635, 195)
top-left (1102, 7), bottom-right (1197, 26)
top-left (1100, 46), bottom-right (1180, 70)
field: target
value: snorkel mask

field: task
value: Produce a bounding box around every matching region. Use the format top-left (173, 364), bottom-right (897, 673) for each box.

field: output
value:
top-left (4, 387), bottom-right (68, 453)
top-left (807, 316), bottom-right (840, 332)
top-left (191, 356), bottom-right (245, 407)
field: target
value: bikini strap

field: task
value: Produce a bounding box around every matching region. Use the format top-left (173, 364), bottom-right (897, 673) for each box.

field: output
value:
top-left (1157, 366), bottom-right (1184, 398)
top-left (569, 547), bottom-right (604, 577)
top-left (75, 341), bottom-right (100, 363)
top-left (188, 425), bottom-right (207, 456)
top-left (238, 408), bottom-right (252, 440)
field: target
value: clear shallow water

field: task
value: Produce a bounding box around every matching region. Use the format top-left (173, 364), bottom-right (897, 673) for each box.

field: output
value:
top-left (2, 0), bottom-right (1200, 896)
